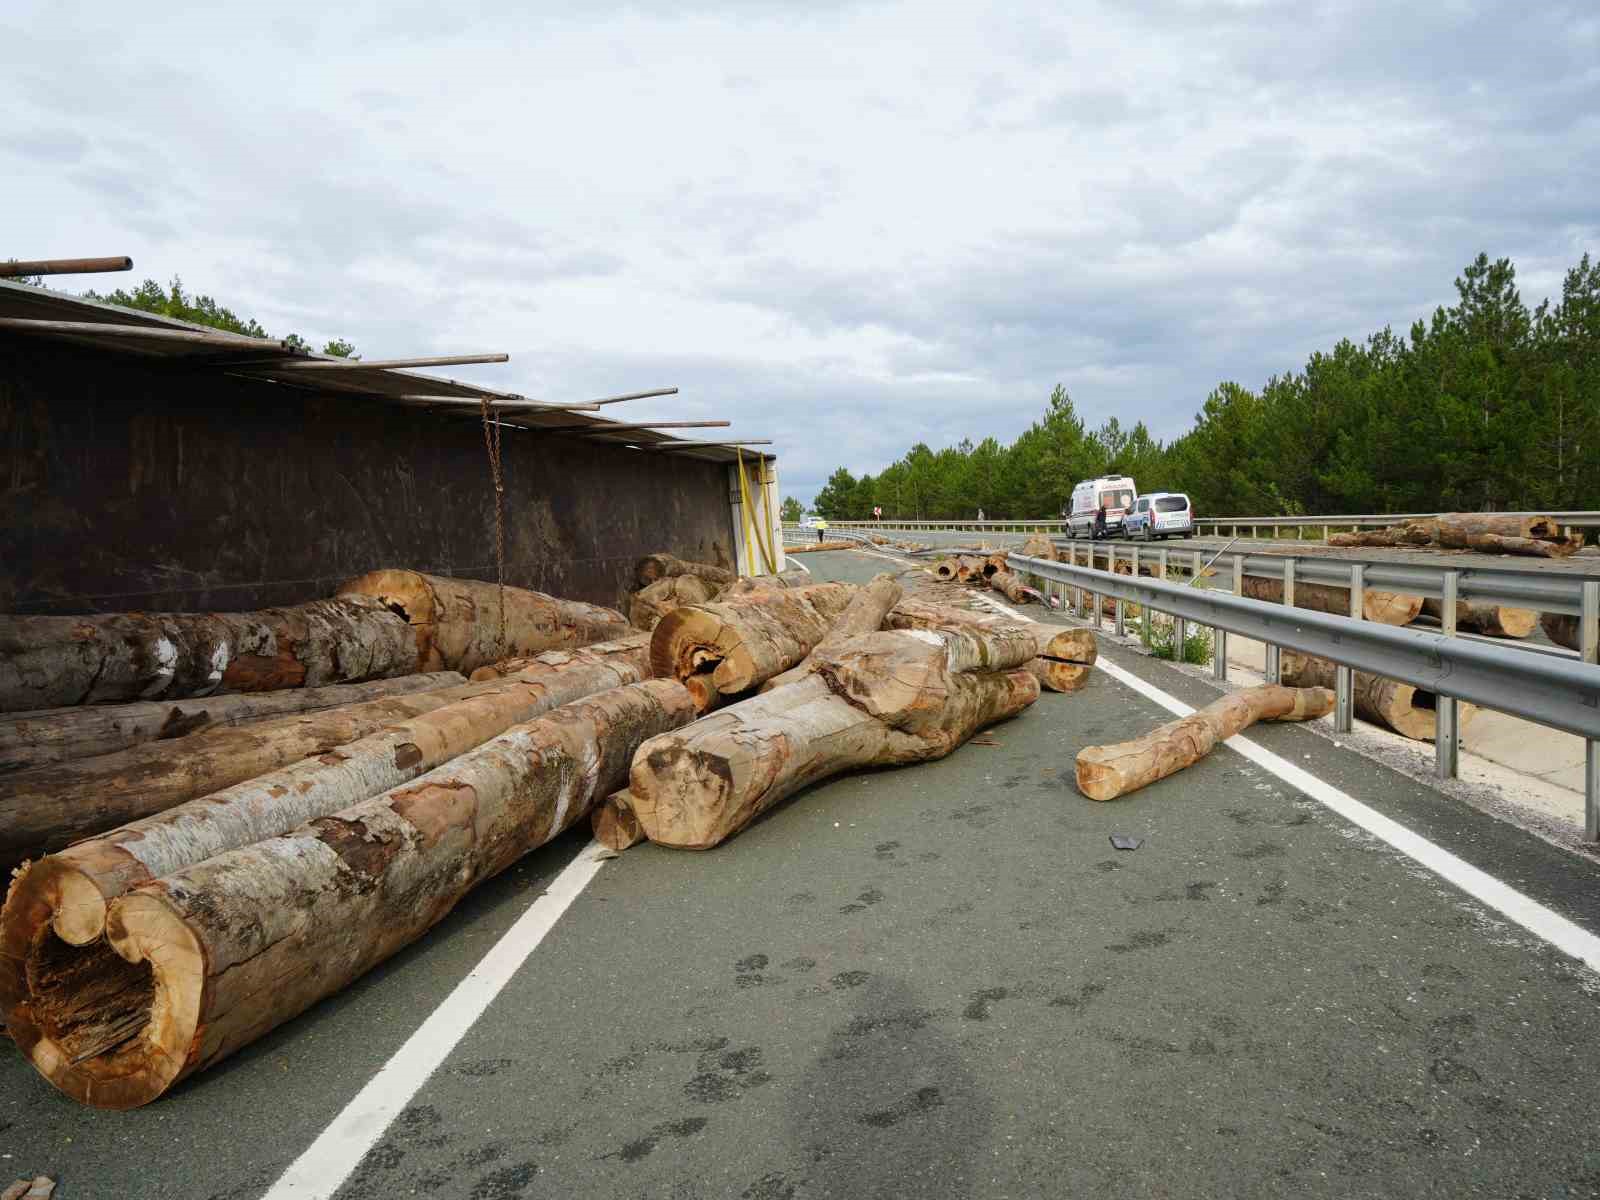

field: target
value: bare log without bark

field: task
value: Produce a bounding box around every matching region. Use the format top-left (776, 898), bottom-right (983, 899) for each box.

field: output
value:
top-left (1279, 652), bottom-right (1474, 741)
top-left (650, 582), bottom-right (858, 694)
top-left (784, 541), bottom-right (856, 553)
top-left (592, 791), bottom-right (646, 850)
top-left (633, 554), bottom-right (735, 589)
top-left (0, 672), bottom-right (462, 773)
top-left (628, 631), bottom-right (1039, 849)
top-left (0, 641), bottom-right (649, 867)
top-left (0, 638), bottom-right (652, 967)
top-left (0, 596), bottom-right (416, 713)
top-left (628, 577), bottom-right (721, 633)
top-left (7, 679), bottom-right (694, 1109)
top-left (988, 569), bottom-right (1035, 605)
top-left (885, 598), bottom-right (1096, 692)
top-left (1420, 597), bottom-right (1538, 639)
top-left (1019, 535), bottom-right (1058, 561)
top-left (337, 570), bottom-right (629, 675)
top-left (760, 574), bottom-right (904, 693)
top-left (1240, 575), bottom-right (1421, 625)
top-left (1076, 685), bottom-right (1334, 800)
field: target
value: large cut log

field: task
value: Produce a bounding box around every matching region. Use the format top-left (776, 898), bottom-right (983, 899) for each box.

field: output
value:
top-left (0, 640), bottom-right (650, 868)
top-left (5, 679), bottom-right (693, 1109)
top-left (934, 558), bottom-right (960, 582)
top-left (719, 568), bottom-right (813, 594)
top-left (633, 554), bottom-right (735, 589)
top-left (1420, 597), bottom-right (1538, 639)
top-left (650, 582), bottom-right (857, 694)
top-left (0, 637), bottom-right (653, 962)
top-left (784, 541), bottom-right (856, 554)
top-left (953, 556), bottom-right (986, 583)
top-left (987, 569), bottom-right (1038, 605)
top-left (885, 598), bottom-right (1096, 692)
top-left (1075, 685), bottom-right (1335, 801)
top-left (982, 554), bottom-right (1009, 579)
top-left (628, 576), bottom-right (721, 633)
top-left (337, 570), bottom-right (629, 675)
top-left (759, 573), bottom-right (904, 693)
top-left (628, 631), bottom-right (1039, 850)
top-left (1279, 652), bottom-right (1475, 741)
top-left (1431, 514), bottom-right (1583, 558)
top-left (1541, 612), bottom-right (1580, 653)
top-left (0, 596), bottom-right (416, 713)
top-left (0, 671), bottom-right (463, 774)
top-left (592, 791), bottom-right (646, 851)
top-left (467, 632), bottom-right (652, 681)
top-left (1328, 524), bottom-right (1437, 548)
top-left (1241, 575), bottom-right (1421, 626)
top-left (1019, 535), bottom-right (1057, 562)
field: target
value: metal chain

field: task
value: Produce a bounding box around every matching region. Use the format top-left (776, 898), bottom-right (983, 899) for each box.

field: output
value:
top-left (480, 397), bottom-right (507, 655)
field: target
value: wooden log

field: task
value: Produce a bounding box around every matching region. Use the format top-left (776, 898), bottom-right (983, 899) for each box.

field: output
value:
top-left (5, 679), bottom-right (693, 1109)
top-left (783, 541), bottom-right (856, 553)
top-left (953, 556), bottom-right (986, 583)
top-left (1241, 574), bottom-right (1421, 625)
top-left (466, 632), bottom-right (651, 681)
top-left (934, 558), bottom-right (959, 581)
top-left (759, 573), bottom-right (904, 693)
top-left (0, 637), bottom-right (653, 961)
top-left (982, 554), bottom-right (1009, 579)
top-left (720, 568), bottom-right (813, 593)
top-left (0, 672), bottom-right (463, 774)
top-left (628, 576), bottom-right (721, 633)
top-left (1075, 684), bottom-right (1335, 800)
top-left (633, 554), bottom-right (736, 589)
top-left (1420, 597), bottom-right (1538, 639)
top-left (1279, 652), bottom-right (1475, 741)
top-left (1541, 612), bottom-right (1579, 652)
top-left (650, 582), bottom-right (857, 694)
top-left (336, 570), bottom-right (629, 675)
top-left (1019, 535), bottom-right (1057, 562)
top-left (628, 634), bottom-right (1039, 849)
top-left (987, 569), bottom-right (1035, 605)
top-left (1328, 524), bottom-right (1437, 548)
top-left (592, 791), bottom-right (646, 850)
top-left (0, 640), bottom-right (650, 867)
top-left (1431, 514), bottom-right (1583, 558)
top-left (885, 598), bottom-right (1096, 692)
top-left (0, 596), bottom-right (416, 713)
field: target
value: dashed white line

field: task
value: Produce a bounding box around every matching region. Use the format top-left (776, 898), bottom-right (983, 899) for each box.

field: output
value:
top-left (261, 841), bottom-right (613, 1200)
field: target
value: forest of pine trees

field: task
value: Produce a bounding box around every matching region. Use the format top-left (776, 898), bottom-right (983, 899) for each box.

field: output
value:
top-left (809, 253), bottom-right (1600, 521)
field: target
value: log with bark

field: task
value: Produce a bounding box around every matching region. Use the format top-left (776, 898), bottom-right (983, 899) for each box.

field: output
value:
top-left (982, 554), bottom-right (1009, 579)
top-left (467, 632), bottom-right (652, 681)
top-left (1420, 597), bottom-right (1538, 639)
top-left (0, 596), bottom-right (417, 713)
top-left (5, 679), bottom-right (693, 1109)
top-left (0, 671), bottom-right (463, 774)
top-left (592, 790), bottom-right (646, 850)
top-left (885, 598), bottom-right (1096, 692)
top-left (627, 629), bottom-right (1039, 850)
top-left (1075, 684), bottom-right (1335, 801)
top-left (784, 541), bottom-right (856, 554)
top-left (719, 568), bottom-right (813, 593)
top-left (1279, 651), bottom-right (1475, 741)
top-left (1019, 535), bottom-right (1057, 562)
top-left (934, 558), bottom-right (960, 582)
top-left (337, 570), bottom-right (629, 675)
top-left (758, 573), bottom-right (904, 693)
top-left (0, 637), bottom-right (653, 961)
top-left (1330, 515), bottom-right (1582, 558)
top-left (987, 569), bottom-right (1040, 605)
top-left (953, 556), bottom-right (986, 583)
top-left (633, 554), bottom-right (736, 589)
top-left (1541, 612), bottom-right (1580, 653)
top-left (628, 577), bottom-right (721, 633)
top-left (1241, 575), bottom-right (1422, 626)
top-left (1328, 524), bottom-right (1438, 548)
top-left (0, 639), bottom-right (651, 868)
top-left (650, 581), bottom-right (858, 695)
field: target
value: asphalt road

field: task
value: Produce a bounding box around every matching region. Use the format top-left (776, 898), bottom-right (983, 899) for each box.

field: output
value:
top-left (8, 549), bottom-right (1600, 1199)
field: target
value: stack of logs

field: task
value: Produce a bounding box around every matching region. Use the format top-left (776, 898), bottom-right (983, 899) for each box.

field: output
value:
top-left (932, 547), bottom-right (1045, 607)
top-left (2, 554), bottom-right (1095, 1109)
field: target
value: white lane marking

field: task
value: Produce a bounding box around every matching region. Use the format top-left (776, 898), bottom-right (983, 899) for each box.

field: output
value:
top-left (1089, 654), bottom-right (1600, 973)
top-left (789, 556), bottom-right (812, 574)
top-left (262, 841), bottom-right (612, 1200)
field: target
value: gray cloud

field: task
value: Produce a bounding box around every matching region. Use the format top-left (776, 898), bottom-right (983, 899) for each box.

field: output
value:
top-left (3, 0), bottom-right (1595, 502)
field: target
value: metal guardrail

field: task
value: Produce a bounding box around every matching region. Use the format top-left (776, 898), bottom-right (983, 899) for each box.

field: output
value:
top-left (1193, 511), bottom-right (1600, 538)
top-left (1008, 550), bottom-right (1600, 841)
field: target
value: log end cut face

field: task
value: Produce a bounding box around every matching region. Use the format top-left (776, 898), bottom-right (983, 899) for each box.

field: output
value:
top-left (6, 888), bottom-right (201, 1110)
top-left (629, 736), bottom-right (761, 850)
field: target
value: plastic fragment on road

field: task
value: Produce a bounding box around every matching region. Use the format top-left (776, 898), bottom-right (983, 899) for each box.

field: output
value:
top-left (1109, 833), bottom-right (1143, 850)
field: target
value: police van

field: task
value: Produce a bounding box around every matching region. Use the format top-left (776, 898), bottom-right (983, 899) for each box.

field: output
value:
top-left (1063, 475), bottom-right (1136, 538)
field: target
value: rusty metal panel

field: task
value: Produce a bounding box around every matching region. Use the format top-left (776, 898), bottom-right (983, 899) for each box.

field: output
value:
top-left (0, 337), bottom-right (735, 615)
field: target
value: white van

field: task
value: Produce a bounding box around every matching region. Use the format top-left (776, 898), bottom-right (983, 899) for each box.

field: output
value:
top-left (1063, 475), bottom-right (1136, 538)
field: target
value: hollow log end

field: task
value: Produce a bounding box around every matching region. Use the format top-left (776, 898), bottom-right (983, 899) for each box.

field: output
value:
top-left (335, 568), bottom-right (435, 626)
top-left (649, 606), bottom-right (721, 680)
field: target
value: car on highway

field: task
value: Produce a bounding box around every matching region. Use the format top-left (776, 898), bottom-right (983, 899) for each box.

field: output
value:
top-left (1124, 491), bottom-right (1195, 539)
top-left (1063, 474), bottom-right (1136, 538)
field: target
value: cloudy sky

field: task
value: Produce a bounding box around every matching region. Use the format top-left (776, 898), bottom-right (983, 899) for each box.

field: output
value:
top-left (6, 1), bottom-right (1597, 502)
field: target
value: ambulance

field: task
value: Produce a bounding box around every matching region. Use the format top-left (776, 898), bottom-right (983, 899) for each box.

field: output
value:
top-left (1063, 475), bottom-right (1137, 538)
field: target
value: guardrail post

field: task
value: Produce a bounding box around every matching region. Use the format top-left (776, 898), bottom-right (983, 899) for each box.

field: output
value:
top-left (1588, 741), bottom-right (1600, 843)
top-left (1091, 544), bottom-right (1103, 630)
top-left (1113, 546), bottom-right (1127, 637)
top-left (1583, 581), bottom-right (1600, 666)
top-left (1436, 571), bottom-right (1460, 780)
top-left (1334, 565), bottom-right (1362, 734)
top-left (1264, 559), bottom-right (1288, 684)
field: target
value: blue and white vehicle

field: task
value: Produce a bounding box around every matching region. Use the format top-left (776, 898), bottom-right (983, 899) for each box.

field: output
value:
top-left (1124, 492), bottom-right (1195, 540)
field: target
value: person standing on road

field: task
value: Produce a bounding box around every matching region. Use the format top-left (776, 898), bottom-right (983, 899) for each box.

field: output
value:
top-left (1093, 502), bottom-right (1107, 540)
top-left (816, 517), bottom-right (829, 544)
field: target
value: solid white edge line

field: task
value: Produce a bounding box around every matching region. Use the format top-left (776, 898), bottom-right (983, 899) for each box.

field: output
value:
top-left (261, 841), bottom-right (612, 1200)
top-left (977, 589), bottom-right (1600, 972)
top-left (1089, 655), bottom-right (1600, 973)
